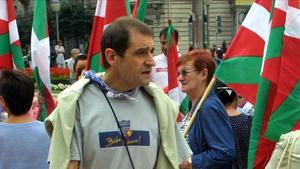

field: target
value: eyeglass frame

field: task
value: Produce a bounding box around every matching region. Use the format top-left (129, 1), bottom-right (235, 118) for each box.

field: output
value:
top-left (177, 69), bottom-right (197, 77)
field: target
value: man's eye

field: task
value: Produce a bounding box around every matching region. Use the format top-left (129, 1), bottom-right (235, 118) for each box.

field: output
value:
top-left (137, 51), bottom-right (146, 55)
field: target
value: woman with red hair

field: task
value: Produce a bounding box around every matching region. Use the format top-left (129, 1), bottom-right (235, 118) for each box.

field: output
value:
top-left (178, 49), bottom-right (235, 169)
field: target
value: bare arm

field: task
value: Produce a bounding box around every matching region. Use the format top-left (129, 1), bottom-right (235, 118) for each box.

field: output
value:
top-left (68, 160), bottom-right (79, 169)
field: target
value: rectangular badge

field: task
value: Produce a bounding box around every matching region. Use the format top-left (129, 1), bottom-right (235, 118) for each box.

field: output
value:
top-left (99, 130), bottom-right (150, 148)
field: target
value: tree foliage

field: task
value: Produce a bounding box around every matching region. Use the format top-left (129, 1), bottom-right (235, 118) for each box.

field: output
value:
top-left (18, 16), bottom-right (32, 49)
top-left (58, 1), bottom-right (94, 46)
top-left (17, 0), bottom-right (94, 51)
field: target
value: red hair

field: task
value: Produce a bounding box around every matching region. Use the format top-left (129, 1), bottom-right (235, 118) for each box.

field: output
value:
top-left (177, 48), bottom-right (216, 85)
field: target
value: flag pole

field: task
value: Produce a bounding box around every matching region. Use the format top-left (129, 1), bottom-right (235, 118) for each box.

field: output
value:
top-left (168, 0), bottom-right (170, 18)
top-left (183, 76), bottom-right (216, 137)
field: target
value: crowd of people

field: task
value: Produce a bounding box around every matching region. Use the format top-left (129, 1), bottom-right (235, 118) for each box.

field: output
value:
top-left (0, 17), bottom-right (255, 169)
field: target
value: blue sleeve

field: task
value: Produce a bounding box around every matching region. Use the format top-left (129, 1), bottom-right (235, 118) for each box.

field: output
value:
top-left (191, 99), bottom-right (235, 169)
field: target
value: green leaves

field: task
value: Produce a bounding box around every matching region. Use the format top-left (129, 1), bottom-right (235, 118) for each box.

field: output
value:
top-left (58, 2), bottom-right (93, 41)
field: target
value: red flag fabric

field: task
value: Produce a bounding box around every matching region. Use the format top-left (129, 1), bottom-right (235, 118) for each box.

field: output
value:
top-left (167, 23), bottom-right (179, 95)
top-left (0, 0), bottom-right (25, 69)
top-left (250, 1), bottom-right (300, 168)
top-left (131, 0), bottom-right (140, 18)
top-left (86, 0), bottom-right (127, 72)
top-left (215, 0), bottom-right (273, 104)
top-left (165, 21), bottom-right (189, 118)
top-left (31, 0), bottom-right (55, 121)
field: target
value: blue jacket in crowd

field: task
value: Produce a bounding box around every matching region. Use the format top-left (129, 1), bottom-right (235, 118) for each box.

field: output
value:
top-left (188, 91), bottom-right (235, 169)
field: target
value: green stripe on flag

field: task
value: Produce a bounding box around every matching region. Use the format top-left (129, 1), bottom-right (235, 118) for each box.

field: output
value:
top-left (136, 0), bottom-right (148, 21)
top-left (90, 53), bottom-right (105, 72)
top-left (180, 96), bottom-right (190, 115)
top-left (248, 77), bottom-right (271, 169)
top-left (32, 0), bottom-right (47, 40)
top-left (39, 97), bottom-right (48, 121)
top-left (125, 0), bottom-right (131, 16)
top-left (215, 56), bottom-right (262, 84)
top-left (0, 33), bottom-right (10, 55)
top-left (166, 23), bottom-right (174, 55)
top-left (11, 44), bottom-right (25, 69)
top-left (265, 81), bottom-right (300, 141)
top-left (265, 27), bottom-right (284, 59)
top-left (33, 67), bottom-right (48, 121)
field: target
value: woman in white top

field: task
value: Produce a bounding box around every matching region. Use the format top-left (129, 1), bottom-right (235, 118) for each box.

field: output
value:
top-left (55, 40), bottom-right (65, 68)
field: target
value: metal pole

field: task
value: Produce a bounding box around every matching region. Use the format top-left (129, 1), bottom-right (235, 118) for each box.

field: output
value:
top-left (192, 0), bottom-right (204, 48)
top-left (205, 3), bottom-right (210, 48)
top-left (168, 0), bottom-right (171, 18)
top-left (56, 12), bottom-right (60, 41)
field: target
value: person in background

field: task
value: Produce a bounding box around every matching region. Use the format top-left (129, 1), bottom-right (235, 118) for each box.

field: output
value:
top-left (24, 45), bottom-right (32, 67)
top-left (238, 97), bottom-right (255, 116)
top-left (0, 69), bottom-right (50, 169)
top-left (216, 86), bottom-right (252, 169)
top-left (45, 17), bottom-right (192, 169)
top-left (151, 27), bottom-right (180, 89)
top-left (73, 54), bottom-right (87, 81)
top-left (214, 47), bottom-right (223, 65)
top-left (55, 40), bottom-right (65, 68)
top-left (178, 49), bottom-right (235, 169)
top-left (66, 48), bottom-right (80, 84)
top-left (151, 27), bottom-right (188, 120)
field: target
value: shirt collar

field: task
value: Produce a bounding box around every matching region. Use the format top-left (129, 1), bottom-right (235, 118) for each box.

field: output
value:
top-left (84, 70), bottom-right (138, 100)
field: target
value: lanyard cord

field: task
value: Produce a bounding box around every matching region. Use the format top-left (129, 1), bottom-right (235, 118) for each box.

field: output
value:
top-left (100, 89), bottom-right (135, 169)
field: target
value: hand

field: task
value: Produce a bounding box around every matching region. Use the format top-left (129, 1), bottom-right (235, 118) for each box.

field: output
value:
top-left (37, 92), bottom-right (45, 105)
top-left (78, 70), bottom-right (86, 80)
top-left (179, 159), bottom-right (192, 169)
top-left (68, 160), bottom-right (79, 169)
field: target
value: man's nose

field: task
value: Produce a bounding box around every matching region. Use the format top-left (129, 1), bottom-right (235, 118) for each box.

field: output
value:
top-left (145, 52), bottom-right (155, 66)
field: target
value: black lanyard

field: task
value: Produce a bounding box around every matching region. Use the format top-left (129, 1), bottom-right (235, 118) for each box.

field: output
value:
top-left (100, 89), bottom-right (135, 169)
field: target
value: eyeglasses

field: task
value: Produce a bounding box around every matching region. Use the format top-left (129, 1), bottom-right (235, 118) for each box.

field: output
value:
top-left (177, 69), bottom-right (196, 77)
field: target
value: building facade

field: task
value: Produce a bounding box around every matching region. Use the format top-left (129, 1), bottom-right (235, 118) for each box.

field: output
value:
top-left (14, 0), bottom-right (253, 55)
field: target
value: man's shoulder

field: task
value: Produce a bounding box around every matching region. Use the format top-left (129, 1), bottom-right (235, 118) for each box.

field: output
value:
top-left (58, 78), bottom-right (91, 98)
top-left (79, 83), bottom-right (100, 95)
top-left (144, 83), bottom-right (177, 104)
top-left (146, 82), bottom-right (164, 92)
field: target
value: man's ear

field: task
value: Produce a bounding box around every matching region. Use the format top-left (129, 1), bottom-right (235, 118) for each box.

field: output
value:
top-left (105, 48), bottom-right (117, 67)
top-left (0, 96), bottom-right (7, 111)
top-left (0, 96), bottom-right (4, 106)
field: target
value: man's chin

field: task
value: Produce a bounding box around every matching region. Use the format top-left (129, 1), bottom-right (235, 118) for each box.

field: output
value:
top-left (141, 80), bottom-right (151, 86)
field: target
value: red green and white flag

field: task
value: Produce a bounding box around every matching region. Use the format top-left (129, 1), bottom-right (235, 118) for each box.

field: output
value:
top-left (31, 0), bottom-right (55, 121)
top-left (214, 0), bottom-right (273, 167)
top-left (166, 21), bottom-right (189, 116)
top-left (249, 1), bottom-right (300, 168)
top-left (131, 0), bottom-right (148, 21)
top-left (0, 0), bottom-right (24, 69)
top-left (215, 0), bottom-right (273, 105)
top-left (86, 0), bottom-right (128, 72)
top-left (215, 0), bottom-right (300, 167)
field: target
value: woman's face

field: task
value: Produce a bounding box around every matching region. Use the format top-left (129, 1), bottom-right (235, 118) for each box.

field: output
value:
top-left (177, 60), bottom-right (206, 95)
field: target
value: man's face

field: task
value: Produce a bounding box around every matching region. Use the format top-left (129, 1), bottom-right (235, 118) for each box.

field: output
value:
top-left (160, 35), bottom-right (167, 56)
top-left (75, 60), bottom-right (87, 80)
top-left (112, 31), bottom-right (155, 90)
